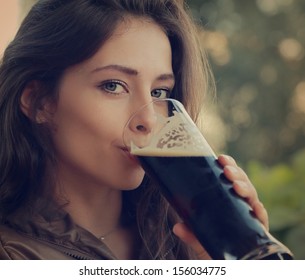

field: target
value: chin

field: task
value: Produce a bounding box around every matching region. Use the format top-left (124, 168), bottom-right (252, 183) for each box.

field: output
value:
top-left (120, 173), bottom-right (146, 190)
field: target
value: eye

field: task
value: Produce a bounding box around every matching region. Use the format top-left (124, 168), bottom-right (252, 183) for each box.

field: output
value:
top-left (151, 88), bottom-right (170, 99)
top-left (98, 80), bottom-right (128, 95)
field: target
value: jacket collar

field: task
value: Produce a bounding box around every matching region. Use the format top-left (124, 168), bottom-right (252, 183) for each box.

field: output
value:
top-left (5, 203), bottom-right (117, 259)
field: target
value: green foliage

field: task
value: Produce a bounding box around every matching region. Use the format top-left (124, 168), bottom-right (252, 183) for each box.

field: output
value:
top-left (187, 0), bottom-right (305, 166)
top-left (247, 149), bottom-right (305, 259)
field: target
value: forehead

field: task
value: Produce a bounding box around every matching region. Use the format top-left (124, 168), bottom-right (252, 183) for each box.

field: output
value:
top-left (81, 17), bottom-right (173, 71)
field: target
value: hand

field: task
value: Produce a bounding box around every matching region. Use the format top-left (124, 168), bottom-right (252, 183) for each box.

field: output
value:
top-left (173, 154), bottom-right (269, 260)
top-left (218, 154), bottom-right (269, 230)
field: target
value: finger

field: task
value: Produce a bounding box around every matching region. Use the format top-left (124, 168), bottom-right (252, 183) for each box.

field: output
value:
top-left (173, 222), bottom-right (212, 260)
top-left (218, 155), bottom-right (249, 182)
top-left (218, 154), bottom-right (236, 166)
top-left (233, 181), bottom-right (269, 230)
top-left (233, 180), bottom-right (258, 205)
top-left (223, 165), bottom-right (249, 182)
top-left (252, 201), bottom-right (269, 230)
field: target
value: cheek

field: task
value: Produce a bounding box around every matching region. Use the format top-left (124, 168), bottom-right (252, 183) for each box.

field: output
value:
top-left (52, 91), bottom-right (124, 139)
top-left (52, 108), bottom-right (121, 154)
top-left (50, 95), bottom-right (130, 168)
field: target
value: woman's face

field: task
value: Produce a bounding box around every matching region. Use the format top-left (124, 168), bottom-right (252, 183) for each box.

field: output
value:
top-left (49, 17), bottom-right (174, 190)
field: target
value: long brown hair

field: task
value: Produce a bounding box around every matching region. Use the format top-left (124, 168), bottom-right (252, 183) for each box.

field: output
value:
top-left (0, 0), bottom-right (214, 259)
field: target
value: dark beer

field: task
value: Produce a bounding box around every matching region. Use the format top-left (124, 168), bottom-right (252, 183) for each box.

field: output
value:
top-left (136, 153), bottom-right (293, 260)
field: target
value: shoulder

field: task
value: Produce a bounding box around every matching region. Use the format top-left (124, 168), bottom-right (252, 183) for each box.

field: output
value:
top-left (0, 224), bottom-right (73, 260)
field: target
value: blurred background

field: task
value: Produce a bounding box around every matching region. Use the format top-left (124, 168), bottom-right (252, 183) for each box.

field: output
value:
top-left (0, 0), bottom-right (304, 259)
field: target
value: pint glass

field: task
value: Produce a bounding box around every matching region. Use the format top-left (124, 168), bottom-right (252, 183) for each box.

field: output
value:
top-left (123, 98), bottom-right (293, 260)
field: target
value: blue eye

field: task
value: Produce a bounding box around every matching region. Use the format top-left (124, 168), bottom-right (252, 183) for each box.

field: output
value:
top-left (151, 88), bottom-right (170, 99)
top-left (98, 80), bottom-right (128, 95)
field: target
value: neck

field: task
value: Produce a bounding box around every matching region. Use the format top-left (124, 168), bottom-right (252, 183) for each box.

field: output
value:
top-left (53, 166), bottom-right (123, 239)
top-left (62, 187), bottom-right (122, 238)
top-left (51, 163), bottom-right (137, 259)
top-left (57, 185), bottom-right (137, 259)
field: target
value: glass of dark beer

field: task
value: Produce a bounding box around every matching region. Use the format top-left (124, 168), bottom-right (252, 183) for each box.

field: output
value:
top-left (123, 98), bottom-right (293, 260)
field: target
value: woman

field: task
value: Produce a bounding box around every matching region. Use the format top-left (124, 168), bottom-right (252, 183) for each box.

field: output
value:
top-left (0, 0), bottom-right (268, 259)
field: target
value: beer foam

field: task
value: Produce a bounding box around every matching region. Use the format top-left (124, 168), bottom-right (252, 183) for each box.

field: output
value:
top-left (131, 147), bottom-right (209, 157)
top-left (131, 111), bottom-right (214, 157)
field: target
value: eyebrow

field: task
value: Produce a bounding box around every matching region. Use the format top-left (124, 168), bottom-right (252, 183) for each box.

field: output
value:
top-left (91, 64), bottom-right (175, 82)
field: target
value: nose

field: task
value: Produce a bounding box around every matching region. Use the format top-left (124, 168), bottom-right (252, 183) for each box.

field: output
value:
top-left (128, 102), bottom-right (157, 134)
top-left (123, 99), bottom-right (170, 149)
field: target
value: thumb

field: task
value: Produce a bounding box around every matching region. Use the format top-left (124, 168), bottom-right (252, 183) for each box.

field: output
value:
top-left (173, 222), bottom-right (212, 260)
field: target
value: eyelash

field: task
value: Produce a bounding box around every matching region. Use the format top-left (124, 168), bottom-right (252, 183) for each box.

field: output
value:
top-left (97, 79), bottom-right (172, 98)
top-left (151, 88), bottom-right (172, 99)
top-left (97, 80), bottom-right (128, 95)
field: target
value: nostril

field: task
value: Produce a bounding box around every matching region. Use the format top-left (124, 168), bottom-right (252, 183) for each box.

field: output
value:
top-left (136, 125), bottom-right (146, 132)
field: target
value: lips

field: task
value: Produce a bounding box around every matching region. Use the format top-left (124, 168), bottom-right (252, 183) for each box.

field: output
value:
top-left (121, 147), bottom-right (140, 165)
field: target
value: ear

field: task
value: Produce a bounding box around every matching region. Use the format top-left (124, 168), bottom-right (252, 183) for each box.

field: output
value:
top-left (20, 81), bottom-right (50, 123)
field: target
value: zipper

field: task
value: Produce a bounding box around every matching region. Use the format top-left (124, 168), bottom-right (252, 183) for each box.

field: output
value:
top-left (62, 251), bottom-right (92, 260)
top-left (18, 231), bottom-right (100, 260)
